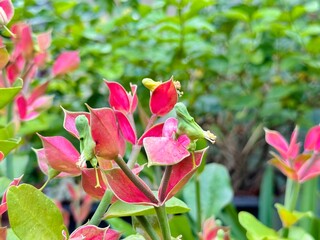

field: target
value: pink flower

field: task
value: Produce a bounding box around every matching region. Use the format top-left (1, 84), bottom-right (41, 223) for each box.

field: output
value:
top-left (52, 51), bottom-right (80, 76)
top-left (16, 81), bottom-right (53, 121)
top-left (199, 218), bottom-right (230, 240)
top-left (265, 126), bottom-right (320, 182)
top-left (63, 225), bottom-right (120, 240)
top-left (143, 77), bottom-right (179, 116)
top-left (0, 0), bottom-right (14, 25)
top-left (105, 80), bottom-right (138, 114)
top-left (143, 117), bottom-right (190, 166)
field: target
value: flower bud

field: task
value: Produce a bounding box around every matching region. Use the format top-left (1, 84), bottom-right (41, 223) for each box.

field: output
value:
top-left (142, 78), bottom-right (161, 91)
top-left (175, 102), bottom-right (216, 144)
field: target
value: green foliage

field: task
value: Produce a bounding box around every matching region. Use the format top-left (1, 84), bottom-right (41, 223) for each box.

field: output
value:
top-left (7, 184), bottom-right (67, 240)
top-left (105, 197), bottom-right (189, 219)
top-left (0, 79), bottom-right (22, 109)
top-left (183, 163), bottom-right (233, 221)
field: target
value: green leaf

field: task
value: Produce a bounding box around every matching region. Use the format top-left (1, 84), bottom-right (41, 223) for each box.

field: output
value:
top-left (0, 79), bottom-right (23, 109)
top-left (183, 163), bottom-right (233, 220)
top-left (123, 234), bottom-right (146, 240)
top-left (238, 211), bottom-right (278, 240)
top-left (0, 46), bottom-right (9, 69)
top-left (0, 176), bottom-right (11, 197)
top-left (105, 197), bottom-right (189, 219)
top-left (288, 226), bottom-right (315, 240)
top-left (170, 215), bottom-right (194, 240)
top-left (0, 122), bottom-right (15, 140)
top-left (7, 184), bottom-right (67, 240)
top-left (0, 138), bottom-right (21, 156)
top-left (275, 203), bottom-right (313, 228)
top-left (258, 165), bottom-right (274, 227)
top-left (107, 218), bottom-right (135, 237)
top-left (7, 228), bottom-right (20, 240)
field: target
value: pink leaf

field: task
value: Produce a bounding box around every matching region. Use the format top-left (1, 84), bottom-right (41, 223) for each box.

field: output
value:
top-left (38, 135), bottom-right (81, 175)
top-left (129, 83), bottom-right (138, 113)
top-left (34, 52), bottom-right (48, 67)
top-left (16, 95), bottom-right (27, 119)
top-left (0, 175), bottom-right (23, 215)
top-left (69, 225), bottom-right (120, 240)
top-left (138, 122), bottom-right (164, 145)
top-left (0, 0), bottom-right (14, 25)
top-left (62, 107), bottom-right (90, 138)
top-left (11, 23), bottom-right (34, 59)
top-left (82, 168), bottom-right (107, 199)
top-left (159, 148), bottom-right (207, 203)
top-left (144, 137), bottom-right (190, 166)
top-left (304, 125), bottom-right (320, 152)
top-left (37, 31), bottom-right (51, 51)
top-left (115, 110), bottom-right (137, 144)
top-left (52, 51), bottom-right (80, 76)
top-left (105, 80), bottom-right (130, 113)
top-left (264, 128), bottom-right (289, 159)
top-left (28, 81), bottom-right (49, 104)
top-left (105, 168), bottom-right (158, 206)
top-left (150, 77), bottom-right (178, 116)
top-left (89, 106), bottom-right (125, 160)
top-left (162, 117), bottom-right (178, 138)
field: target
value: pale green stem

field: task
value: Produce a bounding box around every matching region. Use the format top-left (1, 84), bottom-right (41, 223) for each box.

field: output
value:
top-left (89, 190), bottom-right (113, 226)
top-left (282, 178), bottom-right (301, 237)
top-left (2, 25), bottom-right (15, 37)
top-left (154, 205), bottom-right (171, 240)
top-left (136, 216), bottom-right (161, 240)
top-left (195, 174), bottom-right (201, 231)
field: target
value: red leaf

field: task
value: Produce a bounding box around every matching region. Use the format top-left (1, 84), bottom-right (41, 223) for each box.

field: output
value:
top-left (62, 107), bottom-right (90, 139)
top-left (159, 148), bottom-right (208, 203)
top-left (150, 77), bottom-right (178, 116)
top-left (89, 106), bottom-right (125, 160)
top-left (38, 135), bottom-right (81, 175)
top-left (115, 110), bottom-right (137, 144)
top-left (82, 168), bottom-right (107, 199)
top-left (69, 225), bottom-right (120, 240)
top-left (138, 122), bottom-right (164, 145)
top-left (106, 168), bottom-right (158, 206)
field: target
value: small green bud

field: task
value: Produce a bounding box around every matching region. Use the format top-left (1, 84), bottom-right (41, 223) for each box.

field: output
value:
top-left (75, 115), bottom-right (96, 167)
top-left (175, 102), bottom-right (216, 144)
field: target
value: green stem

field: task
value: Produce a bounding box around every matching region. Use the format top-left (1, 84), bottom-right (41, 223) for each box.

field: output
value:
top-left (127, 144), bottom-right (142, 169)
top-left (114, 155), bottom-right (159, 204)
top-left (2, 25), bottom-right (15, 37)
top-left (136, 216), bottom-right (161, 240)
top-left (282, 178), bottom-right (301, 237)
top-left (89, 190), bottom-right (113, 226)
top-left (195, 174), bottom-right (201, 232)
top-left (155, 205), bottom-right (171, 240)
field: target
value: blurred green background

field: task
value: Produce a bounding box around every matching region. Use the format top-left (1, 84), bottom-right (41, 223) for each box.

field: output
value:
top-left (6, 0), bottom-right (320, 193)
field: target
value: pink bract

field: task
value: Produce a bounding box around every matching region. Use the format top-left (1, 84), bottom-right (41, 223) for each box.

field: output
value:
top-left (149, 77), bottom-right (178, 116)
top-left (38, 135), bottom-right (82, 175)
top-left (105, 80), bottom-right (138, 114)
top-left (143, 118), bottom-right (190, 166)
top-left (0, 176), bottom-right (22, 216)
top-left (81, 168), bottom-right (107, 199)
top-left (66, 225), bottom-right (120, 240)
top-left (89, 106), bottom-right (125, 161)
top-left (0, 0), bottom-right (14, 25)
top-left (265, 126), bottom-right (320, 182)
top-left (52, 51), bottom-right (80, 76)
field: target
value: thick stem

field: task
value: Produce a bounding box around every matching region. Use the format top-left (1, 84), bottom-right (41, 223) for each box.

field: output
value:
top-left (89, 190), bottom-right (113, 226)
top-left (282, 178), bottom-right (301, 237)
top-left (127, 144), bottom-right (142, 169)
top-left (159, 166), bottom-right (172, 202)
top-left (136, 216), bottom-right (161, 240)
top-left (154, 205), bottom-right (171, 240)
top-left (114, 155), bottom-right (159, 204)
top-left (195, 174), bottom-right (201, 231)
